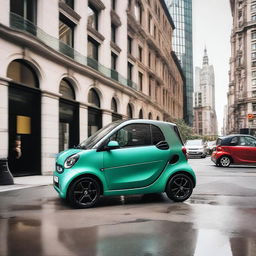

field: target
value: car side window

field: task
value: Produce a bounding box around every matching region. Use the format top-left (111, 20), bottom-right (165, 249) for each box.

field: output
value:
top-left (230, 137), bottom-right (238, 146)
top-left (239, 136), bottom-right (256, 147)
top-left (151, 125), bottom-right (165, 145)
top-left (110, 124), bottom-right (151, 147)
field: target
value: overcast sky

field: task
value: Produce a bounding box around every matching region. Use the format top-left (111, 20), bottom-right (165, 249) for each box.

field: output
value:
top-left (192, 0), bottom-right (232, 133)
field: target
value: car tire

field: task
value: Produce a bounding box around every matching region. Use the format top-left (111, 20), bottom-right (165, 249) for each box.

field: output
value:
top-left (166, 173), bottom-right (193, 202)
top-left (68, 177), bottom-right (101, 208)
top-left (218, 156), bottom-right (231, 167)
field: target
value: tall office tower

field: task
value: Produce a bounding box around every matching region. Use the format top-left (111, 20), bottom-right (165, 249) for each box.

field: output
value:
top-left (193, 48), bottom-right (218, 136)
top-left (227, 0), bottom-right (256, 135)
top-left (165, 0), bottom-right (194, 126)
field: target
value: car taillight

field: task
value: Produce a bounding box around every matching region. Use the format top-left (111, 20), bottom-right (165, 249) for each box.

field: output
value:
top-left (182, 147), bottom-right (188, 160)
top-left (216, 146), bottom-right (222, 152)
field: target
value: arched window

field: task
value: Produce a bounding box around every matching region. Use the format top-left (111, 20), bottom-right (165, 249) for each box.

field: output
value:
top-left (139, 109), bottom-right (143, 119)
top-left (7, 60), bottom-right (39, 88)
top-left (88, 88), bottom-right (100, 108)
top-left (111, 98), bottom-right (118, 113)
top-left (156, 116), bottom-right (160, 120)
top-left (148, 112), bottom-right (152, 119)
top-left (59, 79), bottom-right (75, 100)
top-left (127, 103), bottom-right (133, 118)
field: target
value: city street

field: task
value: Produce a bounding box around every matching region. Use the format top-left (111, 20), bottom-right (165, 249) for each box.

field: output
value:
top-left (0, 157), bottom-right (256, 256)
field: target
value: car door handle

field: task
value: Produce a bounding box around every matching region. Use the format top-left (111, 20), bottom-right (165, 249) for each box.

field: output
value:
top-left (155, 141), bottom-right (169, 150)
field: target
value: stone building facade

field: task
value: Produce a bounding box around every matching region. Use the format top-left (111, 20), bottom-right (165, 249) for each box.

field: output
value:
top-left (227, 0), bottom-right (256, 135)
top-left (193, 49), bottom-right (218, 136)
top-left (0, 0), bottom-right (184, 175)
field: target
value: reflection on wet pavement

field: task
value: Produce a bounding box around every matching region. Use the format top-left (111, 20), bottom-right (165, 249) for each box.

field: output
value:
top-left (1, 157), bottom-right (256, 256)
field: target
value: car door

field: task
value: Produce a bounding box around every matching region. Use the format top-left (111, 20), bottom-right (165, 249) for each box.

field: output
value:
top-left (238, 136), bottom-right (256, 163)
top-left (102, 123), bottom-right (171, 190)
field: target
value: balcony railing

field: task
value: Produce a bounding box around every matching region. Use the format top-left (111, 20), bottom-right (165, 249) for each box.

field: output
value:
top-left (9, 12), bottom-right (137, 90)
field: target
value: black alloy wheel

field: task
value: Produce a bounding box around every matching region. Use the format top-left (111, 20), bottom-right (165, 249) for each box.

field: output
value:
top-left (166, 174), bottom-right (193, 202)
top-left (68, 177), bottom-right (100, 208)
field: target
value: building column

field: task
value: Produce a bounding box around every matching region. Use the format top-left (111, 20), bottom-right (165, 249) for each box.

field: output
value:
top-left (0, 0), bottom-right (9, 26)
top-left (102, 110), bottom-right (112, 127)
top-left (41, 92), bottom-right (59, 175)
top-left (79, 104), bottom-right (88, 141)
top-left (0, 78), bottom-right (9, 158)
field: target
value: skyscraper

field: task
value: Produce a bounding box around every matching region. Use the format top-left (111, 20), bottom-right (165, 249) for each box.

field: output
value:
top-left (227, 0), bottom-right (256, 136)
top-left (165, 0), bottom-right (194, 126)
top-left (194, 48), bottom-right (218, 136)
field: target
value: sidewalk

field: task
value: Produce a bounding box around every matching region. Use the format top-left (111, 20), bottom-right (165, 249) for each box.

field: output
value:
top-left (0, 175), bottom-right (53, 192)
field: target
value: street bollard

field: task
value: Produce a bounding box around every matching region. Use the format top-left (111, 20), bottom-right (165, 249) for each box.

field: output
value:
top-left (0, 158), bottom-right (14, 185)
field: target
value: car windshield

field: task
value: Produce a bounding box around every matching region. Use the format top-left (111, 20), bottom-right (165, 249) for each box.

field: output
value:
top-left (78, 121), bottom-right (122, 149)
top-left (186, 140), bottom-right (203, 146)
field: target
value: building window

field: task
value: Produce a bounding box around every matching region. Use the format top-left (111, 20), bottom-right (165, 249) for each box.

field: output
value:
top-left (111, 24), bottom-right (117, 43)
top-left (253, 90), bottom-right (256, 97)
top-left (10, 0), bottom-right (37, 24)
top-left (149, 77), bottom-right (152, 96)
top-left (111, 0), bottom-right (116, 10)
top-left (60, 79), bottom-right (75, 100)
top-left (148, 112), bottom-right (152, 119)
top-left (127, 62), bottom-right (133, 81)
top-left (88, 4), bottom-right (98, 30)
top-left (138, 72), bottom-right (143, 91)
top-left (252, 52), bottom-right (256, 60)
top-left (252, 43), bottom-right (256, 51)
top-left (253, 71), bottom-right (256, 77)
top-left (153, 25), bottom-right (156, 38)
top-left (127, 104), bottom-right (133, 118)
top-left (252, 79), bottom-right (256, 87)
top-left (111, 98), bottom-right (118, 113)
top-left (88, 37), bottom-right (99, 60)
top-left (252, 4), bottom-right (256, 11)
top-left (252, 15), bottom-right (256, 21)
top-left (252, 31), bottom-right (256, 39)
top-left (253, 103), bottom-right (256, 112)
top-left (139, 109), bottom-right (143, 118)
top-left (148, 13), bottom-right (152, 33)
top-left (111, 52), bottom-right (118, 80)
top-left (7, 59), bottom-right (39, 88)
top-left (63, 0), bottom-right (74, 8)
top-left (128, 36), bottom-right (132, 54)
top-left (111, 52), bottom-right (117, 70)
top-left (252, 61), bottom-right (256, 67)
top-left (135, 1), bottom-right (143, 24)
top-left (138, 46), bottom-right (143, 62)
top-left (148, 52), bottom-right (151, 67)
top-left (59, 15), bottom-right (74, 47)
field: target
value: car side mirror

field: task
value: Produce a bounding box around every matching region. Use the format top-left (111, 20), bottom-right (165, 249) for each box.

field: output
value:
top-left (106, 141), bottom-right (120, 150)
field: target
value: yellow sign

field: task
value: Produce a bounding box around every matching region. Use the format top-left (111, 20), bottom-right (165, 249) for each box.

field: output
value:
top-left (17, 116), bottom-right (31, 134)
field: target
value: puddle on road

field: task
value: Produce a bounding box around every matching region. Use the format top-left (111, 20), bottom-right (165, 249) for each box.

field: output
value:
top-left (1, 217), bottom-right (256, 256)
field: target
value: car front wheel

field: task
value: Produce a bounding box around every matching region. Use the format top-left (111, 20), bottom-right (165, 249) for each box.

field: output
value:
top-left (166, 173), bottom-right (193, 202)
top-left (68, 177), bottom-right (100, 208)
top-left (218, 156), bottom-right (231, 167)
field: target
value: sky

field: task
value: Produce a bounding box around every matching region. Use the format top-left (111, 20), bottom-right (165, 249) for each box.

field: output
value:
top-left (192, 0), bottom-right (232, 133)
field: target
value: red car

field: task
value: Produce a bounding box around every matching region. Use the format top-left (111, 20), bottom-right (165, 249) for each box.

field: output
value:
top-left (211, 134), bottom-right (256, 167)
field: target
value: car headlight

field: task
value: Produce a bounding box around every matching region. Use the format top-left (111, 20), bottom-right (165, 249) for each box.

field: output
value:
top-left (64, 154), bottom-right (80, 169)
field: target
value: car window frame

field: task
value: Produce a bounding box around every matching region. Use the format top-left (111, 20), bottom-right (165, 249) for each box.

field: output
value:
top-left (98, 123), bottom-right (166, 150)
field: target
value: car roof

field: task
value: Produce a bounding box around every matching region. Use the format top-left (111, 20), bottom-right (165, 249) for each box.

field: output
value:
top-left (118, 119), bottom-right (177, 127)
top-left (218, 134), bottom-right (255, 140)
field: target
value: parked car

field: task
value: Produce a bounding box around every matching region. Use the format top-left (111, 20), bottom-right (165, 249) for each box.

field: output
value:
top-left (206, 140), bottom-right (216, 155)
top-left (53, 119), bottom-right (196, 208)
top-left (185, 139), bottom-right (207, 158)
top-left (211, 134), bottom-right (256, 167)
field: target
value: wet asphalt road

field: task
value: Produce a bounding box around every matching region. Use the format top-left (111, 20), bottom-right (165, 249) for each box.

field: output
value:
top-left (0, 157), bottom-right (256, 256)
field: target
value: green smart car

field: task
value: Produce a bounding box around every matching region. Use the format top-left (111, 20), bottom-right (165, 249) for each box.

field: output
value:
top-left (53, 119), bottom-right (196, 208)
